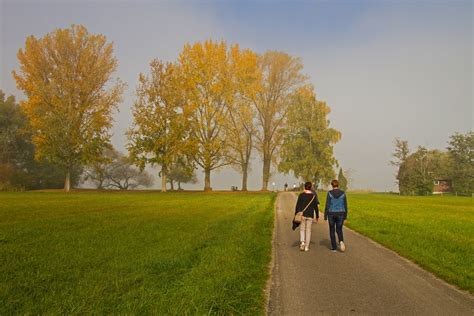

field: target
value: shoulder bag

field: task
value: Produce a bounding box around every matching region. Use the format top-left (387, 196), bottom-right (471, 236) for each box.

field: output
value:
top-left (294, 194), bottom-right (315, 224)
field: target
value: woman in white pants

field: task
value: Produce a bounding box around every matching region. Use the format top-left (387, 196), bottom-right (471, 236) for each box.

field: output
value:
top-left (294, 182), bottom-right (320, 251)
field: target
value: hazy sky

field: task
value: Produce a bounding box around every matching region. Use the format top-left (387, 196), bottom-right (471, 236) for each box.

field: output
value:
top-left (1, 0), bottom-right (472, 191)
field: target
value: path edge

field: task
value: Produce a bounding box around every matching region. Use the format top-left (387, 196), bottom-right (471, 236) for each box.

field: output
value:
top-left (345, 224), bottom-right (474, 300)
top-left (264, 192), bottom-right (279, 315)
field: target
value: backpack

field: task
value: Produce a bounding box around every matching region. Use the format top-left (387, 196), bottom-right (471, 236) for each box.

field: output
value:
top-left (328, 192), bottom-right (345, 213)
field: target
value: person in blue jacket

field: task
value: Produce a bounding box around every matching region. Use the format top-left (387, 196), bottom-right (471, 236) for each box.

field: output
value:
top-left (324, 179), bottom-right (348, 252)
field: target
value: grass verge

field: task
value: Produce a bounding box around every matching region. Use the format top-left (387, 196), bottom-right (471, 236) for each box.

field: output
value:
top-left (339, 193), bottom-right (473, 293)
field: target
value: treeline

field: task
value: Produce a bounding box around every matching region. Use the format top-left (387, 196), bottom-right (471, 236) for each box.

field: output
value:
top-left (391, 132), bottom-right (473, 196)
top-left (1, 25), bottom-right (340, 191)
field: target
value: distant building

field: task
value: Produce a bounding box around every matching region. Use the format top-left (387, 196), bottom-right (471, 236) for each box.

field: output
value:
top-left (433, 179), bottom-right (452, 194)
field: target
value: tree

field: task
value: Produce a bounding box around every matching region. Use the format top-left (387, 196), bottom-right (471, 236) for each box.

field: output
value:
top-left (224, 45), bottom-right (261, 191)
top-left (398, 147), bottom-right (451, 195)
top-left (390, 138), bottom-right (410, 167)
top-left (167, 158), bottom-right (197, 190)
top-left (0, 90), bottom-right (81, 191)
top-left (0, 90), bottom-right (31, 190)
top-left (253, 51), bottom-right (307, 190)
top-left (127, 59), bottom-right (192, 192)
top-left (178, 40), bottom-right (233, 191)
top-left (447, 132), bottom-right (474, 195)
top-left (390, 138), bottom-right (410, 192)
top-left (83, 148), bottom-right (153, 190)
top-left (107, 153), bottom-right (154, 190)
top-left (338, 168), bottom-right (348, 191)
top-left (12, 25), bottom-right (124, 191)
top-left (278, 85), bottom-right (341, 187)
top-left (82, 146), bottom-right (115, 189)
top-left (343, 168), bottom-right (355, 191)
top-left (0, 91), bottom-right (29, 167)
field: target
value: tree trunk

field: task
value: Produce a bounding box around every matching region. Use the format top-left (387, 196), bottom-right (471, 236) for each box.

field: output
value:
top-left (178, 181), bottom-right (182, 190)
top-left (261, 154), bottom-right (270, 191)
top-left (161, 167), bottom-right (167, 192)
top-left (64, 169), bottom-right (71, 192)
top-left (170, 180), bottom-right (174, 191)
top-left (241, 163), bottom-right (248, 191)
top-left (204, 168), bottom-right (212, 191)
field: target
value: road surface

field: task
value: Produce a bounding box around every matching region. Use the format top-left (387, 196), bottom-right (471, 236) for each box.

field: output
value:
top-left (268, 192), bottom-right (474, 315)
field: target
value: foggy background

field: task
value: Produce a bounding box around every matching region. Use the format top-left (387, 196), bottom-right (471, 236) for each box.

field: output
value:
top-left (1, 0), bottom-right (472, 191)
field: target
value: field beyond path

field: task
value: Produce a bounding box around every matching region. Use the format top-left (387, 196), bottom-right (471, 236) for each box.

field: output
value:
top-left (269, 192), bottom-right (474, 315)
top-left (0, 191), bottom-right (274, 314)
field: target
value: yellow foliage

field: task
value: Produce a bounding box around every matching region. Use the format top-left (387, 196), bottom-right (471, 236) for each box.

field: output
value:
top-left (12, 25), bottom-right (124, 172)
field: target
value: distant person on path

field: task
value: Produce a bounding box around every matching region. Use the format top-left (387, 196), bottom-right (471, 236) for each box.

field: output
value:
top-left (284, 182), bottom-right (288, 191)
top-left (324, 179), bottom-right (348, 252)
top-left (293, 181), bottom-right (319, 252)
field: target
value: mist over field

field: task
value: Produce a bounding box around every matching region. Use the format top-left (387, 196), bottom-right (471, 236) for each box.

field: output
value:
top-left (1, 1), bottom-right (472, 191)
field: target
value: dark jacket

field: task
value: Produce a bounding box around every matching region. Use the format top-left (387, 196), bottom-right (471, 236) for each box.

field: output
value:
top-left (292, 192), bottom-right (319, 230)
top-left (324, 189), bottom-right (348, 220)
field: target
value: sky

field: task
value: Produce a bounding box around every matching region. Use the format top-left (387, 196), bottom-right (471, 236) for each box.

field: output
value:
top-left (1, 0), bottom-right (472, 191)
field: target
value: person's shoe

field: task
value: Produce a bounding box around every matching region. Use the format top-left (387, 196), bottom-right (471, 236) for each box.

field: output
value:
top-left (304, 246), bottom-right (309, 252)
top-left (300, 242), bottom-right (305, 251)
top-left (331, 249), bottom-right (337, 253)
top-left (339, 241), bottom-right (346, 252)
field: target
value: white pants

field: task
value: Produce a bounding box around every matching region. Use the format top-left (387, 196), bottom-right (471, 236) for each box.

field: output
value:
top-left (300, 217), bottom-right (313, 244)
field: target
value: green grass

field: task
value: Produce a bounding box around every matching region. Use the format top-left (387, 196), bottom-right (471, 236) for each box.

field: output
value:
top-left (338, 193), bottom-right (474, 293)
top-left (0, 191), bottom-right (275, 314)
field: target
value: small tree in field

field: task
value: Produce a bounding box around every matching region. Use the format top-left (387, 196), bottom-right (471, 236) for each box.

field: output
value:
top-left (167, 158), bottom-right (197, 190)
top-left (107, 153), bottom-right (154, 190)
top-left (13, 25), bottom-right (124, 191)
top-left (82, 148), bottom-right (153, 190)
top-left (447, 132), bottom-right (473, 195)
top-left (390, 138), bottom-right (409, 192)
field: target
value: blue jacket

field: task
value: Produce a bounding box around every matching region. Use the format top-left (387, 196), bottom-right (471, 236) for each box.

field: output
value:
top-left (324, 189), bottom-right (348, 220)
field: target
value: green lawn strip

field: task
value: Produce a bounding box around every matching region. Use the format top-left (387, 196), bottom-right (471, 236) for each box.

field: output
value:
top-left (336, 193), bottom-right (474, 293)
top-left (0, 192), bottom-right (275, 314)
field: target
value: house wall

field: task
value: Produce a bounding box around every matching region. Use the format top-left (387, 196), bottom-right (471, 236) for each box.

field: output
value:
top-left (433, 180), bottom-right (452, 194)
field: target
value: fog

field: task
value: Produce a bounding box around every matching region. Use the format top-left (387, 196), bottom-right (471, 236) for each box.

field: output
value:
top-left (1, 1), bottom-right (472, 191)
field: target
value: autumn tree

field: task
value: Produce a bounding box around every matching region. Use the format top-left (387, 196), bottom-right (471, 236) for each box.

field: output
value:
top-left (178, 40), bottom-right (233, 191)
top-left (253, 51), bottom-right (307, 190)
top-left (224, 45), bottom-right (261, 191)
top-left (127, 59), bottom-right (192, 192)
top-left (12, 25), bottom-right (124, 191)
top-left (278, 85), bottom-right (341, 187)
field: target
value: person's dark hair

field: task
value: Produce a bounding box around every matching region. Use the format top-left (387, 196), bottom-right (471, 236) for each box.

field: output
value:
top-left (331, 179), bottom-right (339, 188)
top-left (304, 181), bottom-right (312, 190)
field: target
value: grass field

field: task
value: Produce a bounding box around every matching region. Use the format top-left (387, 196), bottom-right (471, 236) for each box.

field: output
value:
top-left (340, 193), bottom-right (474, 293)
top-left (1, 191), bottom-right (472, 314)
top-left (0, 191), bottom-right (275, 314)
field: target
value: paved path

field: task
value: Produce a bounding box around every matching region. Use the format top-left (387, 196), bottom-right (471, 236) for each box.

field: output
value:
top-left (268, 192), bottom-right (474, 315)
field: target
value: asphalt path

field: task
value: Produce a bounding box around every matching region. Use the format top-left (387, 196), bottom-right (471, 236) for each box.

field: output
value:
top-left (268, 192), bottom-right (474, 315)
